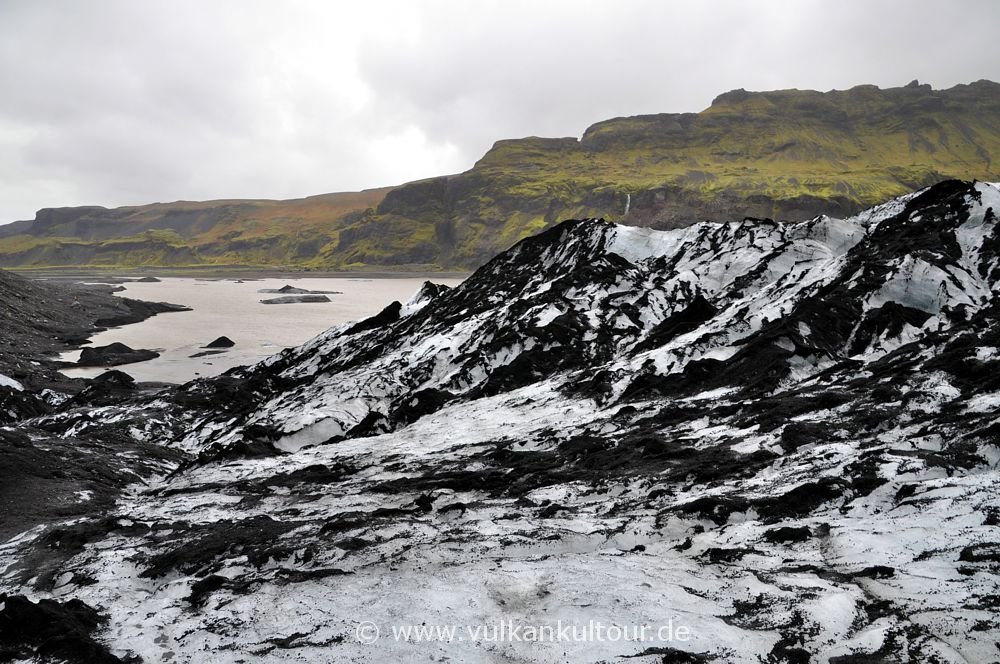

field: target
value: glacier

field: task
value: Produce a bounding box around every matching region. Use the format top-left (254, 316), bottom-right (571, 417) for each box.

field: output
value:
top-left (1, 180), bottom-right (999, 663)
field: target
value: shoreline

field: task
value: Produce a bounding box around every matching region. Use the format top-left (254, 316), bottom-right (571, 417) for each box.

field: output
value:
top-left (0, 273), bottom-right (191, 541)
top-left (52, 275), bottom-right (467, 384)
top-left (0, 272), bottom-right (189, 396)
top-left (8, 266), bottom-right (472, 281)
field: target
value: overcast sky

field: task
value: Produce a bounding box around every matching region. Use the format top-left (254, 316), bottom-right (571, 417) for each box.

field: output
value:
top-left (1, 0), bottom-right (998, 223)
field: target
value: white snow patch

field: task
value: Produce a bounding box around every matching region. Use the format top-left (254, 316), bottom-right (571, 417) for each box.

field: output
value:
top-left (964, 392), bottom-right (1000, 414)
top-left (976, 347), bottom-right (999, 362)
top-left (0, 374), bottom-right (23, 391)
top-left (607, 225), bottom-right (684, 263)
top-left (534, 304), bottom-right (562, 327)
top-left (775, 337), bottom-right (796, 352)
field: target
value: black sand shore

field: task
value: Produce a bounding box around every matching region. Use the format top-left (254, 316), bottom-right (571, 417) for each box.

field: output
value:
top-left (0, 269), bottom-right (192, 541)
top-left (0, 268), bottom-right (189, 395)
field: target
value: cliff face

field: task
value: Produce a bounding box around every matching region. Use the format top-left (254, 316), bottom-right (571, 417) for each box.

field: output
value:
top-left (1, 81), bottom-right (998, 269)
top-left (376, 79), bottom-right (999, 266)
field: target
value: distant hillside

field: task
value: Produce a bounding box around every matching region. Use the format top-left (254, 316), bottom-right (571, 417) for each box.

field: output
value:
top-left (1, 80), bottom-right (998, 270)
top-left (0, 189), bottom-right (393, 269)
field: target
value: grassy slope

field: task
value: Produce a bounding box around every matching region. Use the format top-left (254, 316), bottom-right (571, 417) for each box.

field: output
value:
top-left (2, 81), bottom-right (998, 269)
top-left (355, 80), bottom-right (1000, 267)
top-left (0, 189), bottom-right (392, 269)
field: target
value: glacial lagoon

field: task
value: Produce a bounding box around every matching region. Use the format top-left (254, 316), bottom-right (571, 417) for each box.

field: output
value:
top-left (60, 276), bottom-right (465, 383)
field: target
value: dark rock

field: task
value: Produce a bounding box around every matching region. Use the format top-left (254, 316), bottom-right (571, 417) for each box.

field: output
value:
top-left (0, 425), bottom-right (186, 546)
top-left (767, 638), bottom-right (811, 664)
top-left (257, 284), bottom-right (310, 294)
top-left (389, 388), bottom-right (454, 428)
top-left (344, 301), bottom-right (402, 334)
top-left (853, 565), bottom-right (895, 579)
top-left (189, 349), bottom-right (227, 359)
top-left (633, 295), bottom-right (718, 353)
top-left (757, 478), bottom-right (846, 523)
top-left (333, 536), bottom-right (372, 551)
top-left (779, 422), bottom-right (826, 452)
top-left (438, 502), bottom-right (468, 514)
top-left (959, 543), bottom-right (1000, 563)
top-left (319, 515), bottom-right (372, 536)
top-left (412, 280), bottom-right (451, 302)
top-left (258, 285), bottom-right (341, 295)
top-left (702, 547), bottom-right (758, 563)
top-left (0, 387), bottom-right (49, 425)
top-left (92, 299), bottom-right (190, 327)
top-left (203, 336), bottom-right (235, 348)
top-left (139, 515), bottom-right (302, 578)
top-left (538, 503), bottom-right (567, 518)
top-left (77, 342), bottom-right (159, 367)
top-left (265, 463), bottom-right (354, 488)
top-left (260, 294), bottom-right (331, 304)
top-left (187, 574), bottom-right (229, 607)
top-left (672, 496), bottom-right (753, 526)
top-left (0, 594), bottom-right (132, 663)
top-left (178, 438), bottom-right (281, 474)
top-left (62, 370), bottom-right (137, 408)
top-left (414, 494), bottom-right (437, 512)
top-left (624, 647), bottom-right (715, 662)
top-left (894, 484), bottom-right (918, 502)
top-left (763, 526), bottom-right (812, 543)
top-left (90, 369), bottom-right (135, 386)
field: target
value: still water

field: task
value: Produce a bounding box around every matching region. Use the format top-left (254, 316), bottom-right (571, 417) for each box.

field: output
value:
top-left (60, 276), bottom-right (465, 384)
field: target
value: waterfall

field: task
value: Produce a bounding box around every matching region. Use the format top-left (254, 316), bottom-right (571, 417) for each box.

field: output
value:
top-left (624, 193), bottom-right (631, 216)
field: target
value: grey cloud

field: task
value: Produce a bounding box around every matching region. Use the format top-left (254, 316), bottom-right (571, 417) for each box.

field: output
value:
top-left (1, 0), bottom-right (998, 223)
top-left (357, 0), bottom-right (1000, 155)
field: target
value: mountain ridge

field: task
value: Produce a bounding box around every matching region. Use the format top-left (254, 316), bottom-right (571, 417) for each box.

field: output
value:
top-left (2, 80), bottom-right (999, 269)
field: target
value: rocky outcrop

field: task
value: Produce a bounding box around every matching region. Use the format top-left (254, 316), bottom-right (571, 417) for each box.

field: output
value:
top-left (189, 336), bottom-right (235, 358)
top-left (202, 336), bottom-right (235, 349)
top-left (257, 285), bottom-right (340, 295)
top-left (77, 343), bottom-right (159, 367)
top-left (259, 294), bottom-right (331, 304)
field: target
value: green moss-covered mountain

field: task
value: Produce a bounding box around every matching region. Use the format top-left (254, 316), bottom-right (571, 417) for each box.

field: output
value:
top-left (2, 79), bottom-right (998, 270)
